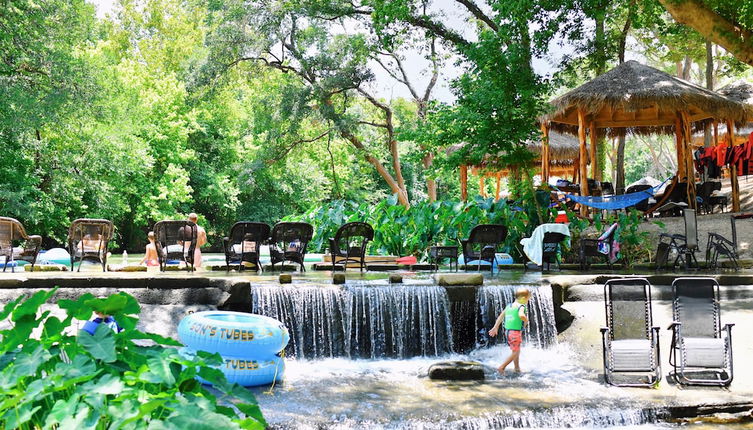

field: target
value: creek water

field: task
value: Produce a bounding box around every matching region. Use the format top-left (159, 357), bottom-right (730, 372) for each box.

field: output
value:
top-left (245, 279), bottom-right (753, 429)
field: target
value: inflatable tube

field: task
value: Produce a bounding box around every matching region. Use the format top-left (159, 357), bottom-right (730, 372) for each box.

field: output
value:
top-left (179, 347), bottom-right (284, 387)
top-left (178, 311), bottom-right (289, 357)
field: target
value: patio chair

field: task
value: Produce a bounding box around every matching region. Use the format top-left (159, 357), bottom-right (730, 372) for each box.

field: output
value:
top-left (657, 182), bottom-right (689, 217)
top-left (657, 208), bottom-right (698, 269)
top-left (696, 181), bottom-right (721, 215)
top-left (269, 222), bottom-right (313, 272)
top-left (624, 184), bottom-right (652, 212)
top-left (600, 278), bottom-right (661, 387)
top-left (541, 232), bottom-right (568, 272)
top-left (329, 222), bottom-right (374, 272)
top-left (223, 222), bottom-right (270, 272)
top-left (459, 224), bottom-right (508, 271)
top-left (67, 219), bottom-right (114, 272)
top-left (667, 277), bottom-right (734, 386)
top-left (579, 222), bottom-right (619, 270)
top-left (706, 233), bottom-right (738, 270)
top-left (154, 220), bottom-right (197, 272)
top-left (0, 217), bottom-right (42, 273)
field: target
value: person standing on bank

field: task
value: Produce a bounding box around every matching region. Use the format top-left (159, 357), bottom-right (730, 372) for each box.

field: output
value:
top-left (488, 288), bottom-right (530, 373)
top-left (187, 213), bottom-right (207, 269)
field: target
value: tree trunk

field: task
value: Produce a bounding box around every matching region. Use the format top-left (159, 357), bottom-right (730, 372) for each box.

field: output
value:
top-left (657, 0), bottom-right (753, 67)
top-left (341, 129), bottom-right (411, 208)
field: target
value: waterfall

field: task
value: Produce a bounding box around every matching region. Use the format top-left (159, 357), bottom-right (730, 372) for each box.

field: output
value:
top-left (251, 284), bottom-right (453, 359)
top-left (477, 284), bottom-right (558, 347)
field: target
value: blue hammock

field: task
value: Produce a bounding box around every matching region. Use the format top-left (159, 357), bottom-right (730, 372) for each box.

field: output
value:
top-left (558, 178), bottom-right (671, 210)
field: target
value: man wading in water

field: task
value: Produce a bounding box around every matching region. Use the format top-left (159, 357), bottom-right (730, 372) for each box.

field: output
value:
top-left (488, 288), bottom-right (530, 373)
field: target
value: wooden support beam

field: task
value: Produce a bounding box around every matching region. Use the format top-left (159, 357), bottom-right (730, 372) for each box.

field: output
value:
top-left (675, 115), bottom-right (685, 180)
top-left (460, 164), bottom-right (468, 201)
top-left (540, 123), bottom-right (550, 185)
top-left (577, 109), bottom-right (589, 217)
top-left (681, 112), bottom-right (697, 210)
top-left (479, 176), bottom-right (486, 198)
top-left (589, 121), bottom-right (598, 180)
top-left (727, 120), bottom-right (741, 212)
top-left (495, 173), bottom-right (502, 201)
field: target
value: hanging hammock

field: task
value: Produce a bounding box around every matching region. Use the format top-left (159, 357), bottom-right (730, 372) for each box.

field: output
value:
top-left (558, 178), bottom-right (672, 210)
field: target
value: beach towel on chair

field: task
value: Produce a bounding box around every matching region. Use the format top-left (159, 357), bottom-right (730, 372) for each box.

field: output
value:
top-left (520, 223), bottom-right (571, 266)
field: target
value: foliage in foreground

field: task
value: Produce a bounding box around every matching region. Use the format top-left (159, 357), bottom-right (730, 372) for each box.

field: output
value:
top-left (0, 289), bottom-right (265, 430)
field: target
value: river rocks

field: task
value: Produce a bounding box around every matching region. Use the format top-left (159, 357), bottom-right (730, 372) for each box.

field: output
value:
top-left (389, 274), bottom-right (403, 284)
top-left (279, 274), bottom-right (292, 284)
top-left (333, 273), bottom-right (346, 284)
top-left (428, 361), bottom-right (485, 380)
top-left (433, 273), bottom-right (483, 286)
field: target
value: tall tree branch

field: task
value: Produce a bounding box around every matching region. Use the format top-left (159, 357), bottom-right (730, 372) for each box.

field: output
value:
top-left (658, 0), bottom-right (753, 66)
top-left (454, 0), bottom-right (498, 32)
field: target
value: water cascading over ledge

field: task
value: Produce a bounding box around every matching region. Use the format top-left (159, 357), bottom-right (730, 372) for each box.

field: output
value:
top-left (251, 284), bottom-right (454, 359)
top-left (477, 284), bottom-right (558, 348)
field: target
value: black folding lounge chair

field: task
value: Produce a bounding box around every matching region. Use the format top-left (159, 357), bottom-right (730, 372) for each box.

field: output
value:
top-left (696, 182), bottom-right (721, 215)
top-left (668, 277), bottom-right (734, 386)
top-left (223, 222), bottom-right (270, 272)
top-left (579, 223), bottom-right (618, 270)
top-left (0, 217), bottom-right (42, 273)
top-left (269, 222), bottom-right (314, 272)
top-left (154, 220), bottom-right (197, 272)
top-left (541, 232), bottom-right (567, 272)
top-left (329, 222), bottom-right (374, 272)
top-left (460, 224), bottom-right (507, 271)
top-left (600, 278), bottom-right (661, 387)
top-left (68, 219), bottom-right (114, 272)
top-left (657, 208), bottom-right (698, 269)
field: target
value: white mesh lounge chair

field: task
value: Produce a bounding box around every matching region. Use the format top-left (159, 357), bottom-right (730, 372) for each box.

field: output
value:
top-left (600, 278), bottom-right (661, 387)
top-left (668, 277), bottom-right (734, 386)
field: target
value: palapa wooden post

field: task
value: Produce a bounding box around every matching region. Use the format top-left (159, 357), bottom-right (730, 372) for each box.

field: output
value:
top-left (674, 115), bottom-right (686, 180)
top-left (540, 123), bottom-right (550, 184)
top-left (589, 122), bottom-right (598, 180)
top-left (577, 109), bottom-right (589, 217)
top-left (459, 164), bottom-right (468, 201)
top-left (681, 112), bottom-right (696, 210)
top-left (727, 120), bottom-right (741, 212)
top-left (479, 176), bottom-right (486, 198)
top-left (495, 173), bottom-right (502, 201)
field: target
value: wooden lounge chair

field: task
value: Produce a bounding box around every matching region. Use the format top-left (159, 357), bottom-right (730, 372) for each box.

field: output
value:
top-left (600, 278), bottom-right (661, 387)
top-left (67, 219), bottom-right (114, 272)
top-left (459, 224), bottom-right (507, 271)
top-left (223, 222), bottom-right (271, 272)
top-left (657, 208), bottom-right (698, 269)
top-left (154, 220), bottom-right (197, 272)
top-left (668, 277), bottom-right (734, 386)
top-left (329, 222), bottom-right (374, 272)
top-left (269, 222), bottom-right (313, 272)
top-left (0, 217), bottom-right (42, 273)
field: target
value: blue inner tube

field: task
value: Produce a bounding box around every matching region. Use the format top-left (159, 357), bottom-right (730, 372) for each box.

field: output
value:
top-left (180, 347), bottom-right (284, 387)
top-left (178, 311), bottom-right (289, 357)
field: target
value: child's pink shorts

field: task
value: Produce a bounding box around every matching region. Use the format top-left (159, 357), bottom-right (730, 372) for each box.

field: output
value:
top-left (506, 330), bottom-right (522, 352)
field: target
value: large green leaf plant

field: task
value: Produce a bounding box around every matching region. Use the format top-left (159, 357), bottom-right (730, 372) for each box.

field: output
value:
top-left (0, 289), bottom-right (265, 430)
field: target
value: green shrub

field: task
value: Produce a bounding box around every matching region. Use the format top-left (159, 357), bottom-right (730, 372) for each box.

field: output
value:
top-left (0, 289), bottom-right (266, 430)
top-left (285, 192), bottom-right (556, 261)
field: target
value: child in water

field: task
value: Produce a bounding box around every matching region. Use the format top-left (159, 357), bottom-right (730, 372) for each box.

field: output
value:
top-left (488, 287), bottom-right (530, 373)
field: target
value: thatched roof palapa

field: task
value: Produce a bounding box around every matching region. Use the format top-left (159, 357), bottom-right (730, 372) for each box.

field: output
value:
top-left (719, 80), bottom-right (753, 121)
top-left (544, 61), bottom-right (748, 137)
top-left (446, 131), bottom-right (581, 168)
